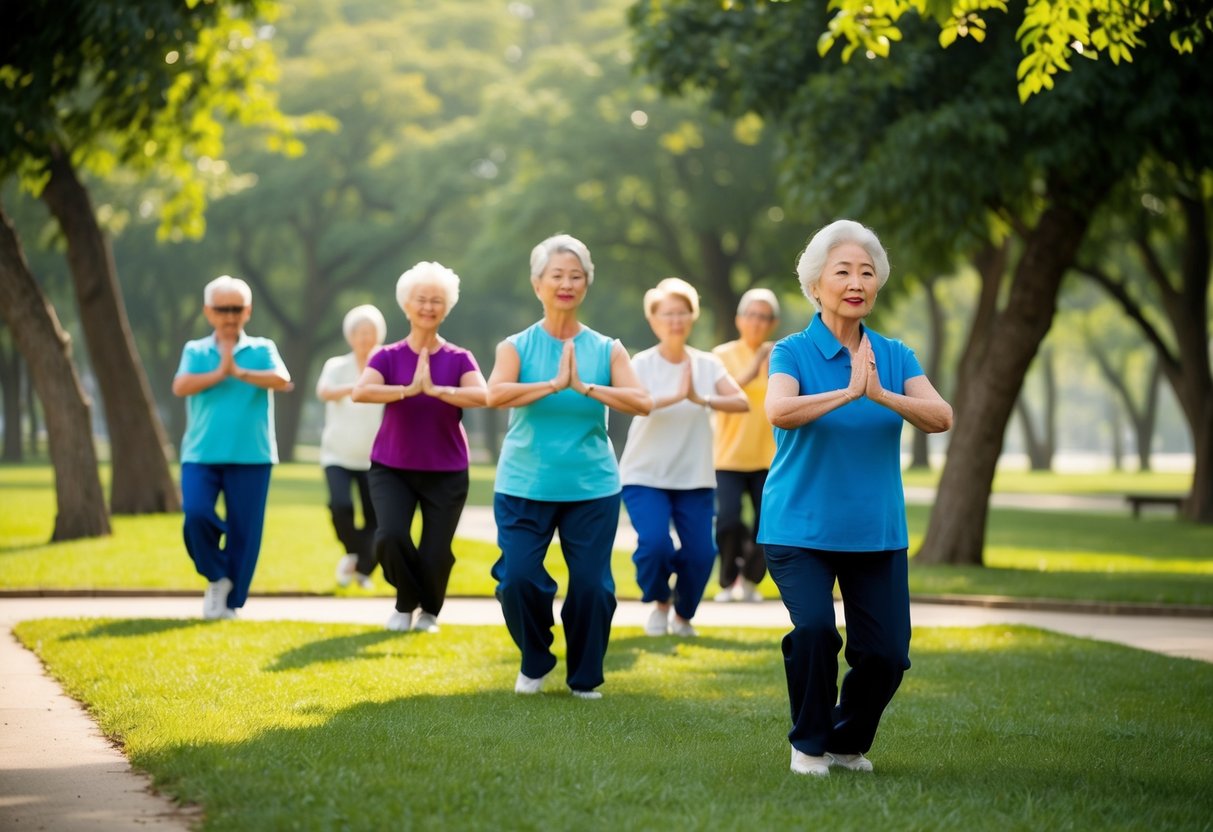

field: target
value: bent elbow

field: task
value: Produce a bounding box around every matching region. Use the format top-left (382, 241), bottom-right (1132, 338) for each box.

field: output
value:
top-left (485, 387), bottom-right (507, 409)
top-left (350, 387), bottom-right (368, 403)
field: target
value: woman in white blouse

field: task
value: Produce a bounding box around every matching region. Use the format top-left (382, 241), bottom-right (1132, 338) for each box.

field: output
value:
top-left (618, 278), bottom-right (748, 637)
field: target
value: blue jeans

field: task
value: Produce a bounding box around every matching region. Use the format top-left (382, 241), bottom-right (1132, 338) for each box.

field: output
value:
top-left (181, 462), bottom-right (272, 610)
top-left (492, 493), bottom-right (620, 692)
top-left (622, 485), bottom-right (716, 621)
top-left (765, 544), bottom-right (911, 756)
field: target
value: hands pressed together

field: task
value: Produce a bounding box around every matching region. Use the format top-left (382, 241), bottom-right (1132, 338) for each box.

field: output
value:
top-left (845, 334), bottom-right (885, 403)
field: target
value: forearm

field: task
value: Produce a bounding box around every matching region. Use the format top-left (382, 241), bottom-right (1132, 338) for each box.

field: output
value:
top-left (236, 367), bottom-right (292, 391)
top-left (430, 385), bottom-right (488, 409)
top-left (705, 391), bottom-right (749, 413)
top-left (877, 390), bottom-right (953, 433)
top-left (591, 385), bottom-right (653, 417)
top-left (317, 383), bottom-right (354, 401)
top-left (486, 381), bottom-right (558, 409)
top-left (767, 388), bottom-right (854, 429)
top-left (172, 369), bottom-right (226, 397)
top-left (353, 383), bottom-right (416, 403)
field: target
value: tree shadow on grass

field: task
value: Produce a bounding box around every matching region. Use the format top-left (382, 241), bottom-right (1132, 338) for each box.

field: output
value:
top-left (267, 630), bottom-right (408, 672)
top-left (62, 619), bottom-right (206, 640)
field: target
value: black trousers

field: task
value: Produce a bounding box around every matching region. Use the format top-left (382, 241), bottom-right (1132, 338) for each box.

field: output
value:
top-left (368, 462), bottom-right (468, 616)
top-left (324, 465), bottom-right (378, 576)
top-left (714, 469), bottom-right (768, 586)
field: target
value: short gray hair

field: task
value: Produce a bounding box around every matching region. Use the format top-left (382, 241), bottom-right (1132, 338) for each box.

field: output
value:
top-left (644, 277), bottom-right (700, 320)
top-left (204, 275), bottom-right (252, 306)
top-left (342, 304), bottom-right (387, 345)
top-left (395, 261), bottom-right (461, 312)
top-left (530, 234), bottom-right (595, 285)
top-left (796, 220), bottom-right (890, 310)
top-left (736, 287), bottom-right (780, 318)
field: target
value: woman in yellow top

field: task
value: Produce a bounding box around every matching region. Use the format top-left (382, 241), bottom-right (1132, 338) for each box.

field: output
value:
top-left (711, 288), bottom-right (780, 602)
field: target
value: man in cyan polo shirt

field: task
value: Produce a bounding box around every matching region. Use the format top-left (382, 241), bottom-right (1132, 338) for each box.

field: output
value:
top-left (172, 275), bottom-right (292, 619)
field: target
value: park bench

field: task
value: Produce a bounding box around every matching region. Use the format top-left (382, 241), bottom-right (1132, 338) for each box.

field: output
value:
top-left (1124, 493), bottom-right (1185, 518)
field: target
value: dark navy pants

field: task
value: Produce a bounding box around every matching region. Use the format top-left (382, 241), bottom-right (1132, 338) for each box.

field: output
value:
top-left (324, 465), bottom-right (378, 576)
top-left (181, 462), bottom-right (273, 610)
top-left (765, 544), bottom-right (911, 756)
top-left (492, 493), bottom-right (619, 692)
top-left (622, 485), bottom-right (716, 621)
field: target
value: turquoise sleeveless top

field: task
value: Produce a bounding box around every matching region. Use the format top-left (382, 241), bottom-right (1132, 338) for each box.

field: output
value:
top-left (494, 322), bottom-right (620, 501)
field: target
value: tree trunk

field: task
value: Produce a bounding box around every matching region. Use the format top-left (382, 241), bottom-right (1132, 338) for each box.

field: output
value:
top-left (0, 331), bottom-right (23, 461)
top-left (1108, 400), bottom-right (1123, 471)
top-left (25, 355), bottom-right (38, 455)
top-left (696, 232), bottom-right (739, 344)
top-left (918, 196), bottom-right (1097, 565)
top-left (1015, 350), bottom-right (1055, 471)
top-left (40, 147), bottom-right (180, 513)
top-left (0, 205), bottom-right (110, 540)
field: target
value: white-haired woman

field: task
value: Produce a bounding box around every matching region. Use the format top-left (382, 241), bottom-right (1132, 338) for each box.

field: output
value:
top-left (758, 220), bottom-right (951, 777)
top-left (711, 287), bottom-right (781, 603)
top-left (486, 234), bottom-right (651, 699)
top-left (619, 277), bottom-right (748, 638)
top-left (352, 262), bottom-right (487, 633)
top-left (173, 275), bottom-right (293, 620)
top-left (317, 304), bottom-right (388, 590)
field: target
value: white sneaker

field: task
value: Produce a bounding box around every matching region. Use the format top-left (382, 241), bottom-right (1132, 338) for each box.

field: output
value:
top-left (515, 672), bottom-right (547, 694)
top-left (355, 573), bottom-right (374, 590)
top-left (202, 578), bottom-right (233, 620)
top-left (669, 616), bottom-right (698, 637)
top-left (218, 608), bottom-right (237, 620)
top-left (335, 554), bottom-right (358, 587)
top-left (827, 751), bottom-right (874, 772)
top-left (645, 605), bottom-right (670, 636)
top-left (413, 612), bottom-right (440, 633)
top-left (386, 611), bottom-right (413, 631)
top-left (714, 587), bottom-right (736, 602)
top-left (570, 688), bottom-right (603, 700)
top-left (738, 579), bottom-right (764, 603)
top-left (791, 747), bottom-right (830, 777)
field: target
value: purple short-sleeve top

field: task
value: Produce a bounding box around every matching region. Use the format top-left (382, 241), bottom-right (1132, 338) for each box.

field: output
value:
top-left (367, 340), bottom-right (479, 471)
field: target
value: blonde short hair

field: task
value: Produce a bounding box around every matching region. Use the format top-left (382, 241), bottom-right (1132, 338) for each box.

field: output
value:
top-left (342, 304), bottom-right (387, 345)
top-left (395, 261), bottom-right (461, 312)
top-left (644, 277), bottom-right (700, 320)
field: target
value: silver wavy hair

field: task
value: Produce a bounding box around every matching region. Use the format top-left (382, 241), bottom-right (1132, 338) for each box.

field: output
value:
top-left (795, 220), bottom-right (890, 310)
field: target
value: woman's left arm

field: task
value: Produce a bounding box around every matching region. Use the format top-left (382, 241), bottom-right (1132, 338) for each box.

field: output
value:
top-left (426, 369), bottom-right (488, 409)
top-left (872, 375), bottom-right (953, 434)
top-left (571, 341), bottom-right (652, 416)
top-left (687, 372), bottom-right (749, 413)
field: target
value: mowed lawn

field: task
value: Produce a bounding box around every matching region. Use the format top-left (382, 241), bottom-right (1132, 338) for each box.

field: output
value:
top-left (2, 462), bottom-right (1211, 605)
top-left (14, 617), bottom-right (1213, 831)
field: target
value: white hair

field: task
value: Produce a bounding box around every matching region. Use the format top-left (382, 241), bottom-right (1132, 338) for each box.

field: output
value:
top-left (342, 304), bottom-right (387, 345)
top-left (395, 261), bottom-right (461, 312)
top-left (644, 276), bottom-right (700, 320)
top-left (204, 275), bottom-right (252, 306)
top-left (529, 234), bottom-right (595, 285)
top-left (796, 220), bottom-right (890, 310)
top-left (736, 287), bottom-right (780, 318)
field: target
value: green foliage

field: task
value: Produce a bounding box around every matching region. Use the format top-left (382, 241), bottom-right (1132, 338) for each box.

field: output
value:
top-left (16, 617), bottom-right (1213, 830)
top-left (0, 0), bottom-right (330, 238)
top-left (805, 0), bottom-right (1213, 102)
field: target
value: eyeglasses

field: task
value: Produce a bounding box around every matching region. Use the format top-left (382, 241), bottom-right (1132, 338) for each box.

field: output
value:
top-left (655, 311), bottom-right (693, 320)
top-left (741, 312), bottom-right (775, 322)
top-left (210, 305), bottom-right (246, 315)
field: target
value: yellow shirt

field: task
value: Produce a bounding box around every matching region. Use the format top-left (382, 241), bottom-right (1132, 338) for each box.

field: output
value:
top-left (712, 340), bottom-right (776, 471)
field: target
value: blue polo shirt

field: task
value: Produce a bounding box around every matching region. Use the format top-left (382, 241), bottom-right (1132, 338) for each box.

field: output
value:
top-left (176, 333), bottom-right (285, 464)
top-left (494, 322), bottom-right (619, 501)
top-left (757, 315), bottom-right (923, 552)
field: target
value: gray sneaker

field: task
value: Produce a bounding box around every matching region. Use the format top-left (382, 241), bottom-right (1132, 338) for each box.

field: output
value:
top-left (791, 747), bottom-right (830, 777)
top-left (826, 751), bottom-right (874, 772)
top-left (203, 578), bottom-right (233, 620)
top-left (412, 612), bottom-right (440, 634)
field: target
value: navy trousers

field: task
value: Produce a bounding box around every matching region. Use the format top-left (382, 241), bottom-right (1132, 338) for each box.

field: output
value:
top-left (622, 485), bottom-right (716, 621)
top-left (492, 493), bottom-right (620, 692)
top-left (714, 469), bottom-right (768, 587)
top-left (181, 462), bottom-right (272, 610)
top-left (324, 465), bottom-right (378, 576)
top-left (765, 544), bottom-right (911, 756)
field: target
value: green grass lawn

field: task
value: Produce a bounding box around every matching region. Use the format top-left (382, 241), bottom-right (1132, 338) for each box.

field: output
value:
top-left (2, 462), bottom-right (1211, 605)
top-left (14, 617), bottom-right (1212, 831)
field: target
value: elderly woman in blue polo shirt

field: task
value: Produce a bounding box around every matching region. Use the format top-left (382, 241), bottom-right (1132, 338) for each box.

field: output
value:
top-left (173, 275), bottom-right (292, 620)
top-left (759, 220), bottom-right (952, 777)
top-left (487, 233), bottom-right (652, 699)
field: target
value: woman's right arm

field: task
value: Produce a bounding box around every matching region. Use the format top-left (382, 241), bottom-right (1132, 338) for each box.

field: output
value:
top-left (352, 366), bottom-right (419, 403)
top-left (316, 360), bottom-right (353, 402)
top-left (486, 341), bottom-right (562, 408)
top-left (765, 372), bottom-right (856, 429)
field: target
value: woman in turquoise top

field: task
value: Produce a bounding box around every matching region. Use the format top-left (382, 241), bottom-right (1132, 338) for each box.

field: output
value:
top-left (757, 220), bottom-right (952, 777)
top-left (487, 233), bottom-right (652, 699)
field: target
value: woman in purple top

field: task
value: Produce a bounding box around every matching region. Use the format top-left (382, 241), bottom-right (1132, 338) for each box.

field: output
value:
top-left (353, 261), bottom-right (487, 633)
